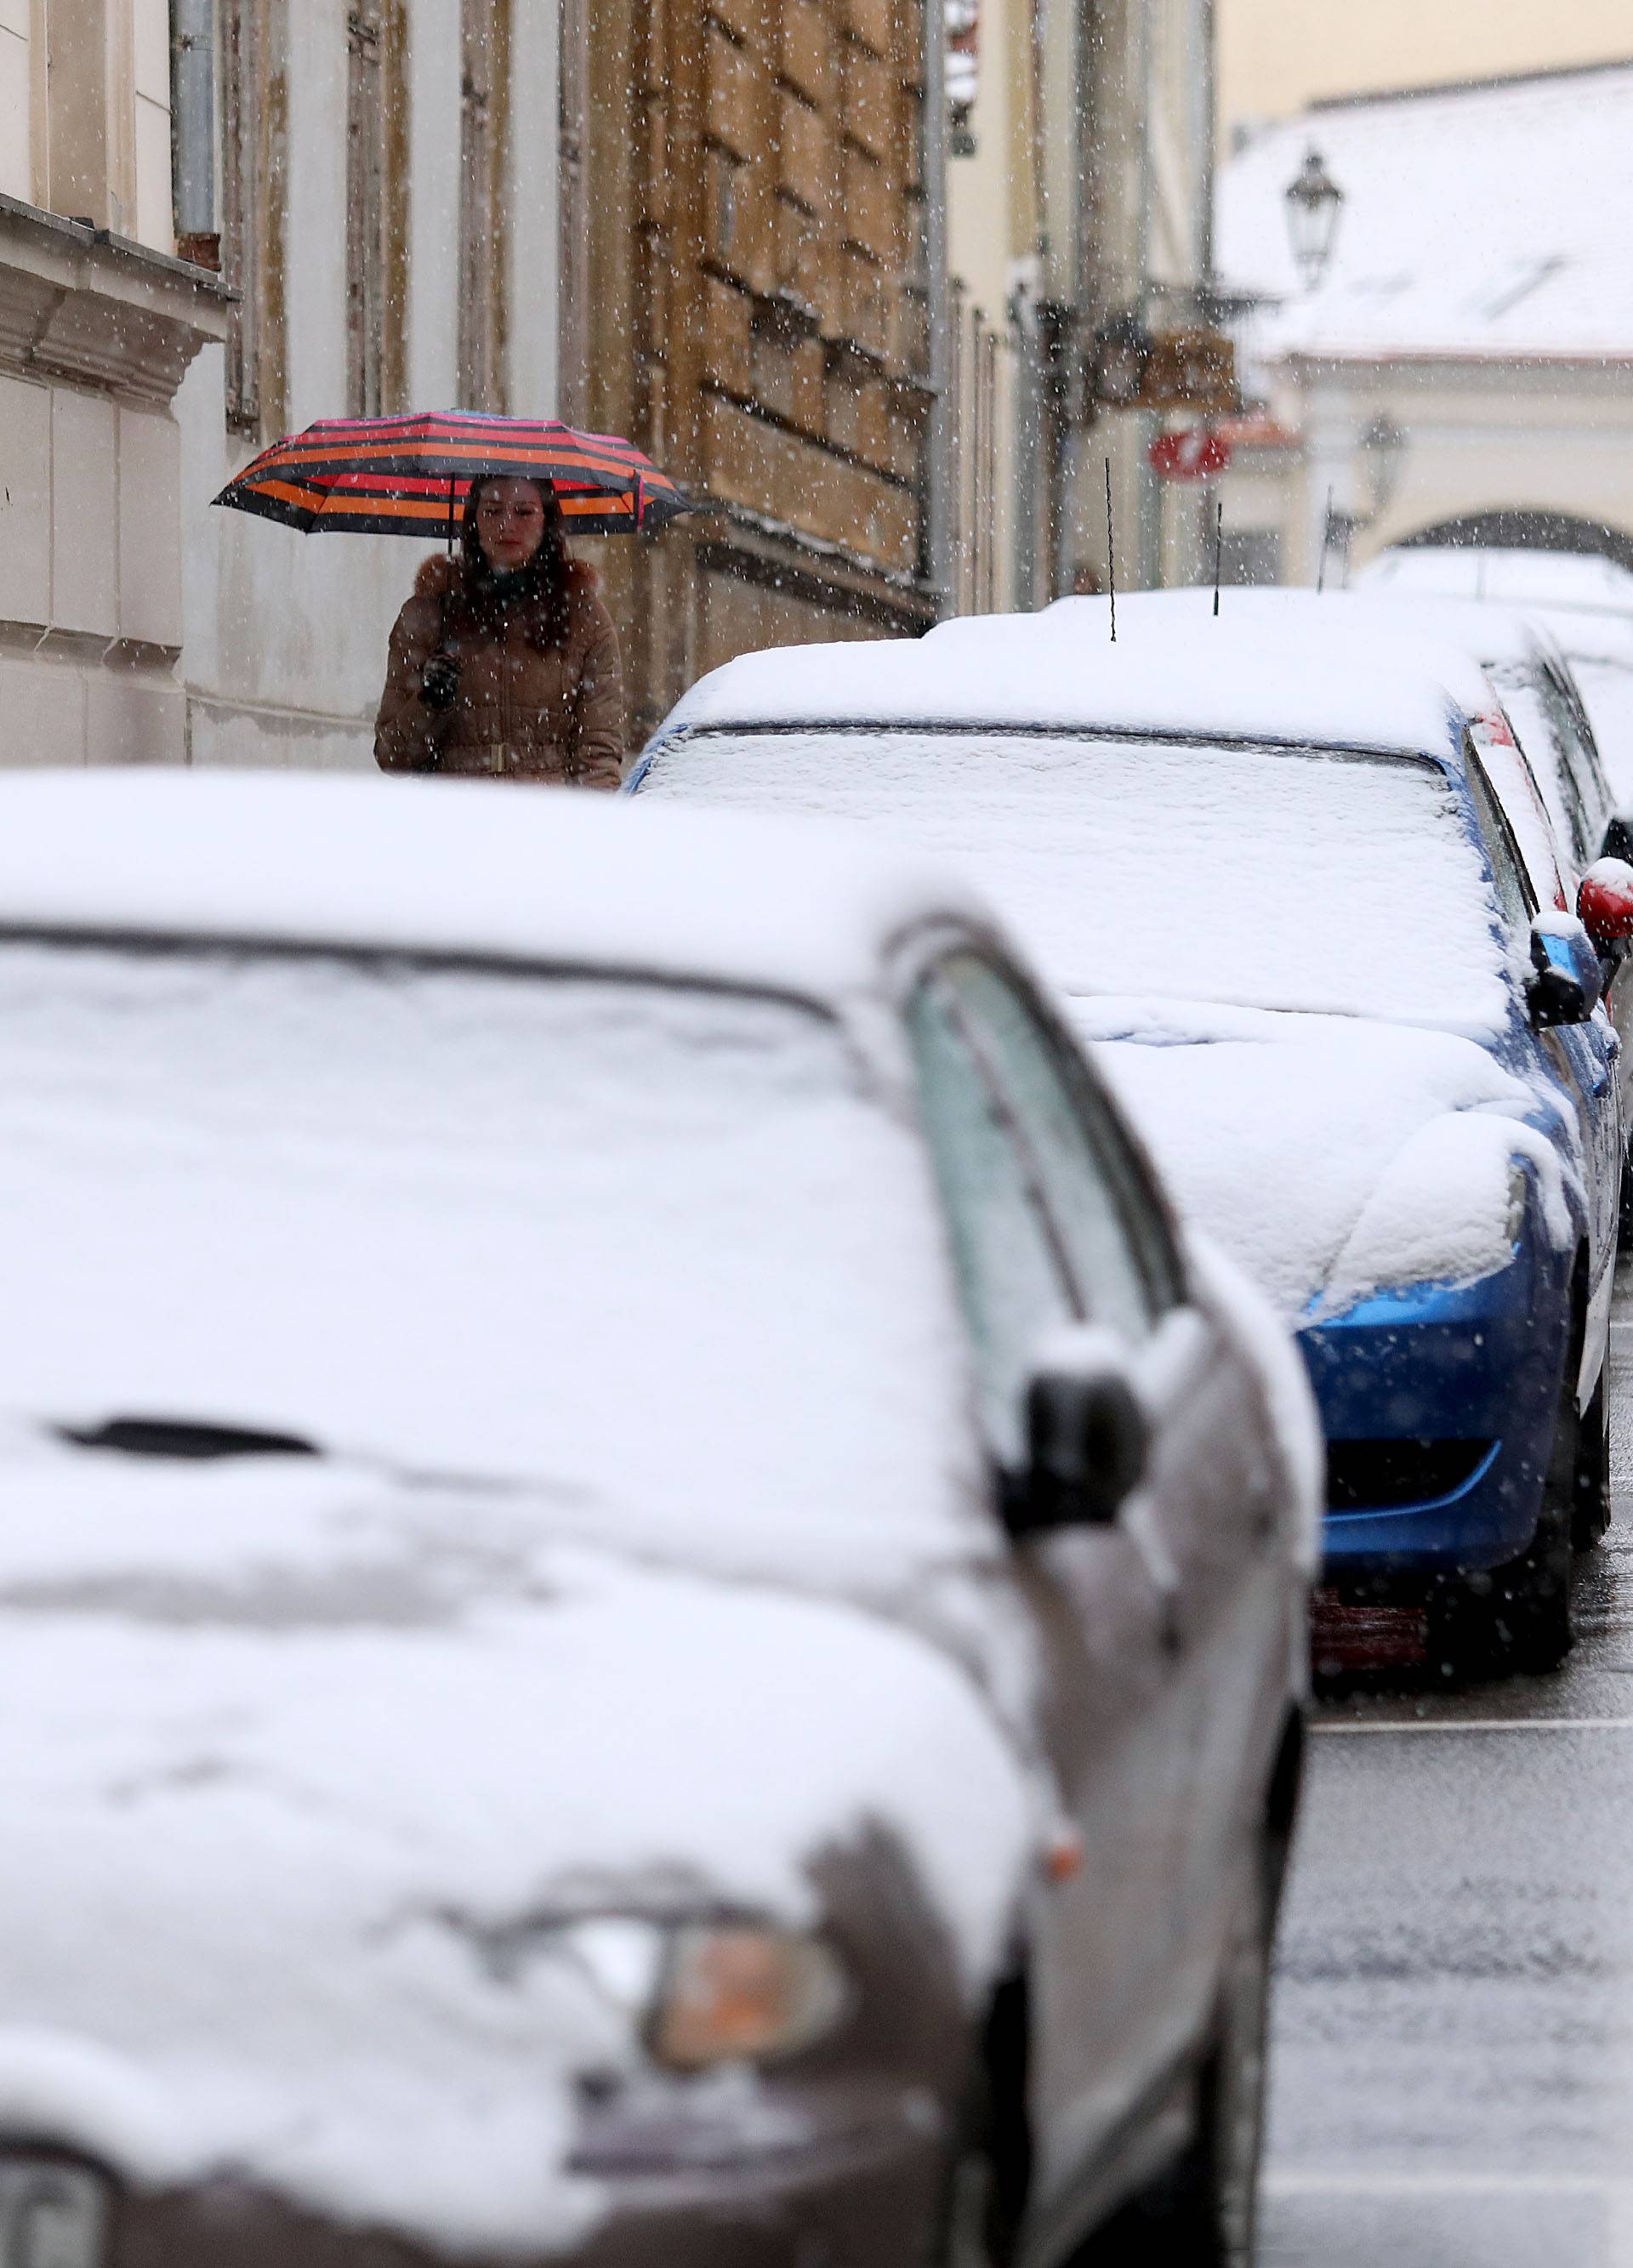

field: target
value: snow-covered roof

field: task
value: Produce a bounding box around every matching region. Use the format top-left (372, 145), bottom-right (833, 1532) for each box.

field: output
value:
top-left (0, 771), bottom-right (987, 1004)
top-left (661, 596), bottom-right (1467, 757)
top-left (1219, 62), bottom-right (1633, 362)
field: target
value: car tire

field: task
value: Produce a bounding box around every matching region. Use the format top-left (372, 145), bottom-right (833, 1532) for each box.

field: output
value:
top-left (1075, 1845), bottom-right (1273, 2268)
top-left (1568, 1371), bottom-right (1613, 1554)
top-left (940, 1978), bottom-right (1029, 2268)
top-left (1429, 1500), bottom-right (1573, 1681)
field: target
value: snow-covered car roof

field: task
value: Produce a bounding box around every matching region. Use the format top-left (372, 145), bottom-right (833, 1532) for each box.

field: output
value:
top-left (1358, 547), bottom-right (1633, 625)
top-left (1283, 589), bottom-right (1568, 677)
top-left (660, 593), bottom-right (1468, 759)
top-left (0, 770), bottom-right (989, 1006)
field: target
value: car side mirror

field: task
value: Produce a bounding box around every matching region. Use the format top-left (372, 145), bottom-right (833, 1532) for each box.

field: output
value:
top-left (1007, 1327), bottom-right (1148, 1543)
top-left (1578, 858), bottom-right (1633, 956)
top-left (1527, 916), bottom-right (1602, 1028)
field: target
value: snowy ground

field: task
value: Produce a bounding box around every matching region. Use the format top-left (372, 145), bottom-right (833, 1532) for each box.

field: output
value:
top-left (1260, 1254), bottom-right (1633, 2268)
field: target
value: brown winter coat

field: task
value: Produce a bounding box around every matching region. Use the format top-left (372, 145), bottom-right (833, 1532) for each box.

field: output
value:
top-left (374, 555), bottom-right (627, 787)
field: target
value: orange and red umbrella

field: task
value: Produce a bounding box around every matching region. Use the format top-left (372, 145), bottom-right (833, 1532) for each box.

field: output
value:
top-left (213, 410), bottom-right (691, 540)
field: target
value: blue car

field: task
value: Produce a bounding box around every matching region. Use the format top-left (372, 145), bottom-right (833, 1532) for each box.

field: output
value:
top-left (630, 594), bottom-right (1633, 1678)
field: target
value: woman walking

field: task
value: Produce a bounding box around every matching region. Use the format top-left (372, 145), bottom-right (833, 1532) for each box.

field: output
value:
top-left (375, 475), bottom-right (626, 786)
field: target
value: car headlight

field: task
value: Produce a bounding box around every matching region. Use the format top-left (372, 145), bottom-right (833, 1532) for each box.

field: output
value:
top-left (551, 1918), bottom-right (851, 2072)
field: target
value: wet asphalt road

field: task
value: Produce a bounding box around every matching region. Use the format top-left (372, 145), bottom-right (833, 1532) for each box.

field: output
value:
top-left (1260, 1254), bottom-right (1633, 2268)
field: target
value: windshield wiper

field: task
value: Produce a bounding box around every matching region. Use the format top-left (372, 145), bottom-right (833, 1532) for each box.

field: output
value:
top-left (55, 1415), bottom-right (321, 1461)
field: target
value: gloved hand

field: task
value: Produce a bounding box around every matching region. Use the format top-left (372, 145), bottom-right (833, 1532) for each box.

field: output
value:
top-left (420, 651), bottom-right (460, 713)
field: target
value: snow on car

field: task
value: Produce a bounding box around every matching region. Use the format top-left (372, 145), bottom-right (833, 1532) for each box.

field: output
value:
top-left (634, 598), bottom-right (1627, 1679)
top-left (1357, 547), bottom-right (1633, 804)
top-left (0, 772), bottom-right (1312, 2268)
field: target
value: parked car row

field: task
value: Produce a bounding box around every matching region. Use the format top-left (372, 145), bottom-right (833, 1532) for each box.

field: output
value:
top-left (1, 559), bottom-right (1626, 2268)
top-left (633, 586), bottom-right (1633, 1688)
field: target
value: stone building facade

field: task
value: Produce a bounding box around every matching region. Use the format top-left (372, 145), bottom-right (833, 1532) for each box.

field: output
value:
top-left (574, 0), bottom-right (942, 733)
top-left (0, 0), bottom-right (228, 768)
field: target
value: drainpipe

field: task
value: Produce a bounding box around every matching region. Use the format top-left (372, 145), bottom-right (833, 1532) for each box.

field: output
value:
top-left (922, 0), bottom-right (954, 617)
top-left (1011, 279), bottom-right (1040, 610)
top-left (1197, 0), bottom-right (1217, 283)
top-left (172, 0), bottom-right (218, 265)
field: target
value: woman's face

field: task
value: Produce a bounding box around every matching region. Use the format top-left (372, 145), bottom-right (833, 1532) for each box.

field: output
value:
top-left (475, 478), bottom-right (549, 571)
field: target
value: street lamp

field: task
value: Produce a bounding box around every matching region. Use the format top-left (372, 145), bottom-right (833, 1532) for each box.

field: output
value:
top-left (1284, 147), bottom-right (1344, 289)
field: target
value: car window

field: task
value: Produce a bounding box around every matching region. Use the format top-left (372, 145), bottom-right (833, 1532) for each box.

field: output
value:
top-left (1496, 674), bottom-right (1594, 866)
top-left (904, 978), bottom-right (1075, 1465)
top-left (1548, 672), bottom-right (1613, 833)
top-left (935, 952), bottom-right (1175, 1334)
top-left (1463, 747), bottom-right (1537, 934)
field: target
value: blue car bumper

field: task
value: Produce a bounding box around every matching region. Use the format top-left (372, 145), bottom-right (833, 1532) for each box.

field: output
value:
top-left (1299, 1243), bottom-right (1572, 1582)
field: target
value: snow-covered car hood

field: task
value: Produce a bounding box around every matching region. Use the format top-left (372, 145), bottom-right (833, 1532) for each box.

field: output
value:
top-left (0, 1441), bottom-right (1033, 2255)
top-left (1073, 999), bottom-right (1577, 1319)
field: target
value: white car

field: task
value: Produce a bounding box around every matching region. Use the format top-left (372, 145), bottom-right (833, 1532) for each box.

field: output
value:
top-left (0, 773), bottom-right (1313, 2268)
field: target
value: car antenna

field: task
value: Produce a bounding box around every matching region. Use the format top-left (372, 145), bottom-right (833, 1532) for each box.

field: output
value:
top-left (1317, 485), bottom-right (1334, 594)
top-left (1213, 500), bottom-right (1224, 617)
top-left (1105, 458), bottom-right (1117, 643)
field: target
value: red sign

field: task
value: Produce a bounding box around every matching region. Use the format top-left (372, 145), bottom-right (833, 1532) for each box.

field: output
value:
top-left (1147, 429), bottom-right (1232, 482)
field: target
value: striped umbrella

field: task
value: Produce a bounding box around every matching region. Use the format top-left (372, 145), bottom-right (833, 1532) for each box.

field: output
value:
top-left (213, 411), bottom-right (691, 539)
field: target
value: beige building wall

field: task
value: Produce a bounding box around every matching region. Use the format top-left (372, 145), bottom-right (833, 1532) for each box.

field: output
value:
top-left (1214, 363), bottom-right (1633, 593)
top-left (1220, 0), bottom-right (1631, 136)
top-left (946, 0), bottom-right (1220, 611)
top-left (0, 5), bottom-right (226, 771)
top-left (946, 0), bottom-right (1028, 612)
top-left (180, 0), bottom-right (566, 771)
top-left (0, 0), bottom-right (28, 202)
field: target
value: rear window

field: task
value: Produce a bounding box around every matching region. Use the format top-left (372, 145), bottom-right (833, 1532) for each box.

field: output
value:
top-left (640, 729), bottom-right (1513, 1032)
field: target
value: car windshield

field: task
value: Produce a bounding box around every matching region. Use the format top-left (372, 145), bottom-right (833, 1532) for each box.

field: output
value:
top-left (0, 941), bottom-right (976, 1584)
top-left (641, 730), bottom-right (1512, 1031)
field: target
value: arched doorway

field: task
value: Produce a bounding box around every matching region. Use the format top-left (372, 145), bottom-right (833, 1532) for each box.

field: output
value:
top-left (1397, 509), bottom-right (1633, 576)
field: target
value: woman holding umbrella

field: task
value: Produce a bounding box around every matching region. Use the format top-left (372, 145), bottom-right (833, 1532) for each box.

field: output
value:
top-left (374, 475), bottom-right (626, 786)
top-left (214, 410), bottom-right (690, 787)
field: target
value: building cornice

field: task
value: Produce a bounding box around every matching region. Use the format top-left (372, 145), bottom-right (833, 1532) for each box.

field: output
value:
top-left (1280, 347), bottom-right (1633, 380)
top-left (0, 195), bottom-right (233, 406)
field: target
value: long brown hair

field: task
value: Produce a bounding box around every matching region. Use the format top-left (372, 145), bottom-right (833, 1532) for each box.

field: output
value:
top-left (458, 475), bottom-right (572, 648)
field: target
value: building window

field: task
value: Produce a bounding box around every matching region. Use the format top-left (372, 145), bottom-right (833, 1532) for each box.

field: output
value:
top-left (130, 0), bottom-right (173, 248)
top-left (222, 0), bottom-right (288, 437)
top-left (346, 0), bottom-right (407, 418)
top-left (0, 2), bottom-right (32, 204)
top-left (458, 0), bottom-right (509, 411)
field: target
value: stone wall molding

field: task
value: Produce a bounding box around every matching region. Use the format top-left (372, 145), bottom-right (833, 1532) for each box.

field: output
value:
top-left (0, 195), bottom-right (231, 405)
